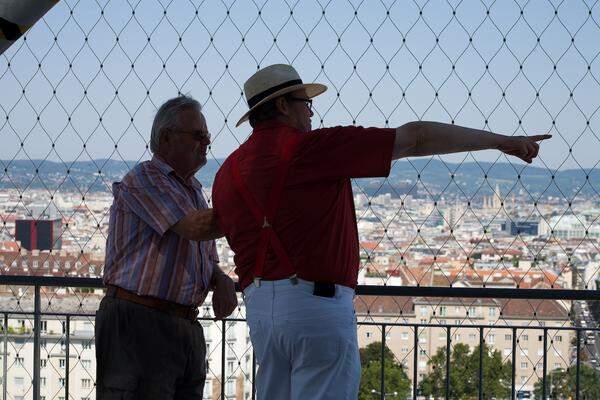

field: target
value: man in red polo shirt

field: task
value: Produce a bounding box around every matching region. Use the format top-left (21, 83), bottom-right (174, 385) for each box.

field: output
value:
top-left (212, 64), bottom-right (550, 399)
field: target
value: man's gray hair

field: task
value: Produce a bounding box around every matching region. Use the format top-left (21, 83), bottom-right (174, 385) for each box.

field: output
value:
top-left (150, 95), bottom-right (202, 153)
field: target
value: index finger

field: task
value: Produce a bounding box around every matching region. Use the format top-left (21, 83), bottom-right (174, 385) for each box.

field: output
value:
top-left (528, 134), bottom-right (552, 142)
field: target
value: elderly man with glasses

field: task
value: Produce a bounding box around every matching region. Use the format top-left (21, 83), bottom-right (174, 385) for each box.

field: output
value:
top-left (96, 95), bottom-right (237, 399)
top-left (210, 64), bottom-right (550, 400)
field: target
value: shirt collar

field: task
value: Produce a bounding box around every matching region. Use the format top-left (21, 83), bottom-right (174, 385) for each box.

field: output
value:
top-left (150, 155), bottom-right (203, 189)
top-left (252, 120), bottom-right (296, 133)
top-left (150, 155), bottom-right (175, 176)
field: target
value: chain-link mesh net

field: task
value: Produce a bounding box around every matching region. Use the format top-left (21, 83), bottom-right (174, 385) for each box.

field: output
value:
top-left (1, 0), bottom-right (600, 398)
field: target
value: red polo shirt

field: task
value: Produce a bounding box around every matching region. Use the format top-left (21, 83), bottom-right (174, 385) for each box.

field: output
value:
top-left (212, 122), bottom-right (395, 290)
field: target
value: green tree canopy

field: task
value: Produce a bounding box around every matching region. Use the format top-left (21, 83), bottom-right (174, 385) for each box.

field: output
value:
top-left (533, 363), bottom-right (600, 399)
top-left (419, 342), bottom-right (511, 399)
top-left (359, 341), bottom-right (411, 399)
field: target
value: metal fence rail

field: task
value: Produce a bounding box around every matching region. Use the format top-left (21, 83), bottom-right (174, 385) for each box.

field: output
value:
top-left (1, 276), bottom-right (599, 400)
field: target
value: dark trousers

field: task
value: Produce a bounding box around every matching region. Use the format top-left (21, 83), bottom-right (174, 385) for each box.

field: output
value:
top-left (95, 297), bottom-right (206, 399)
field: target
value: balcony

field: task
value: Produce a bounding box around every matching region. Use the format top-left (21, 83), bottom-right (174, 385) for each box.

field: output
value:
top-left (1, 276), bottom-right (599, 400)
top-left (2, 0), bottom-right (600, 399)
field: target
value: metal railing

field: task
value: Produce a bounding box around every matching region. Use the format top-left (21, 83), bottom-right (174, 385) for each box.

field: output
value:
top-left (1, 275), bottom-right (599, 400)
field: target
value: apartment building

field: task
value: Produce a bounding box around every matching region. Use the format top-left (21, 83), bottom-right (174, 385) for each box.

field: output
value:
top-left (356, 294), bottom-right (572, 395)
top-left (0, 292), bottom-right (253, 400)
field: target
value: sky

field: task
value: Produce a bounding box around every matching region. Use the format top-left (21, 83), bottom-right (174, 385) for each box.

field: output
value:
top-left (1, 0), bottom-right (599, 171)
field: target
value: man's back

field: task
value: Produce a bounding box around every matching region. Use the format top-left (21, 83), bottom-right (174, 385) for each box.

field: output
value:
top-left (213, 121), bottom-right (395, 289)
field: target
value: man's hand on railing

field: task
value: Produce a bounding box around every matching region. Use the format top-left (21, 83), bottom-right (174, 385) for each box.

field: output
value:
top-left (212, 273), bottom-right (238, 320)
top-left (497, 134), bottom-right (552, 164)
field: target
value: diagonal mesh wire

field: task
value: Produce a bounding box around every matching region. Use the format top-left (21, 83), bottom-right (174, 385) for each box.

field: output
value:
top-left (1, 0), bottom-right (600, 398)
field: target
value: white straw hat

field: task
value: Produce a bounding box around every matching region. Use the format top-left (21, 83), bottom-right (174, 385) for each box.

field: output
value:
top-left (236, 64), bottom-right (327, 127)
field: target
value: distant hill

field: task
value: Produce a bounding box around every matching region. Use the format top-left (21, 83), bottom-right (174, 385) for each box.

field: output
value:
top-left (1, 158), bottom-right (599, 199)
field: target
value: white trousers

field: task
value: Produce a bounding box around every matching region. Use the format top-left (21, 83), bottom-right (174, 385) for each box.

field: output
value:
top-left (243, 278), bottom-right (361, 400)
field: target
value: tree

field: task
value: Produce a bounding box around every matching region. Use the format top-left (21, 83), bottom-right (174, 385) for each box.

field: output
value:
top-left (359, 342), bottom-right (411, 399)
top-left (533, 364), bottom-right (600, 399)
top-left (419, 343), bottom-right (511, 399)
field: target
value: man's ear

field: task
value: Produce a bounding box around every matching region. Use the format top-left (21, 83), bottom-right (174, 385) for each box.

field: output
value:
top-left (274, 96), bottom-right (290, 116)
top-left (158, 128), bottom-right (171, 150)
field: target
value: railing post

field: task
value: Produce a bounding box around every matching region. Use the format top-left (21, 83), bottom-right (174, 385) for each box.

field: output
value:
top-left (381, 324), bottom-right (386, 400)
top-left (542, 328), bottom-right (548, 400)
top-left (511, 327), bottom-right (516, 400)
top-left (65, 316), bottom-right (70, 400)
top-left (33, 284), bottom-right (41, 400)
top-left (3, 314), bottom-right (7, 400)
top-left (413, 325), bottom-right (418, 400)
top-left (479, 326), bottom-right (483, 400)
top-left (575, 329), bottom-right (581, 400)
top-left (221, 320), bottom-right (226, 400)
top-left (251, 350), bottom-right (256, 400)
top-left (445, 327), bottom-right (450, 400)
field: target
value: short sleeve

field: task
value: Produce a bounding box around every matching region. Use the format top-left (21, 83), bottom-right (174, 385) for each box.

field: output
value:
top-left (117, 181), bottom-right (196, 236)
top-left (291, 126), bottom-right (395, 182)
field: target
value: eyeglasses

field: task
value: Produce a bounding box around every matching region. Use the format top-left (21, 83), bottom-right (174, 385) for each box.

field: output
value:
top-left (176, 129), bottom-right (211, 142)
top-left (287, 97), bottom-right (313, 111)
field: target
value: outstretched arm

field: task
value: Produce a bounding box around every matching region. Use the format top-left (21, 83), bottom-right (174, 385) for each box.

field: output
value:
top-left (393, 121), bottom-right (551, 163)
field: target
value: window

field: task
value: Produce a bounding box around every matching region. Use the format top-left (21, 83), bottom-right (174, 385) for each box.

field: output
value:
top-left (40, 359), bottom-right (47, 368)
top-left (59, 378), bottom-right (65, 387)
top-left (366, 332), bottom-right (372, 339)
top-left (521, 362), bottom-right (528, 369)
top-left (81, 378), bottom-right (91, 388)
top-left (420, 307), bottom-right (428, 316)
top-left (225, 379), bottom-right (235, 396)
top-left (40, 377), bottom-right (46, 386)
top-left (419, 349), bottom-right (427, 356)
top-left (538, 335), bottom-right (544, 341)
top-left (439, 306), bottom-right (446, 316)
top-left (82, 341), bottom-right (92, 350)
top-left (14, 377), bottom-right (24, 386)
top-left (522, 335), bottom-right (529, 341)
top-left (469, 333), bottom-right (477, 340)
top-left (555, 335), bottom-right (562, 342)
top-left (505, 334), bottom-right (512, 341)
top-left (553, 363), bottom-right (561, 369)
top-left (401, 347), bottom-right (409, 352)
top-left (15, 356), bottom-right (24, 366)
top-left (227, 361), bottom-right (235, 374)
top-left (489, 307), bottom-right (496, 317)
top-left (59, 358), bottom-right (66, 368)
top-left (467, 307), bottom-right (477, 317)
top-left (82, 359), bottom-right (91, 368)
top-left (488, 334), bottom-right (495, 344)
top-left (454, 333), bottom-right (461, 341)
top-left (401, 332), bottom-right (409, 340)
top-left (40, 320), bottom-right (47, 332)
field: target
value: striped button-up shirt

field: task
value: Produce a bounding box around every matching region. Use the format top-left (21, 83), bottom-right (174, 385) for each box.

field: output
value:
top-left (103, 156), bottom-right (217, 306)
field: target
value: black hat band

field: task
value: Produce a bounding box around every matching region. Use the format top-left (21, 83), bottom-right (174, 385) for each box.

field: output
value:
top-left (247, 79), bottom-right (303, 108)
